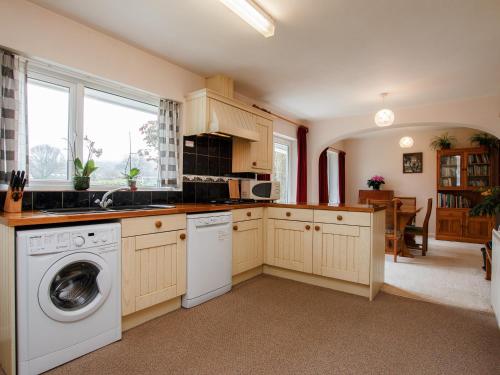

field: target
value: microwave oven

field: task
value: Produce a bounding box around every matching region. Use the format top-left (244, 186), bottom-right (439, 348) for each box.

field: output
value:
top-left (240, 180), bottom-right (280, 201)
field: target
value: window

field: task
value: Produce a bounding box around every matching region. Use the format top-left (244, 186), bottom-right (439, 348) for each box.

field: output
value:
top-left (27, 78), bottom-right (71, 181)
top-left (25, 63), bottom-right (172, 189)
top-left (327, 150), bottom-right (340, 204)
top-left (83, 89), bottom-right (158, 187)
top-left (272, 135), bottom-right (296, 203)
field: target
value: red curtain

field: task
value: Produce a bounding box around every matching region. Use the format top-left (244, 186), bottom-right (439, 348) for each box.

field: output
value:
top-left (296, 126), bottom-right (309, 203)
top-left (318, 149), bottom-right (328, 203)
top-left (339, 151), bottom-right (346, 204)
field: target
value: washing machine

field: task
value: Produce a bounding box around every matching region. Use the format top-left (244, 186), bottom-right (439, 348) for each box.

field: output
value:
top-left (16, 222), bottom-right (122, 375)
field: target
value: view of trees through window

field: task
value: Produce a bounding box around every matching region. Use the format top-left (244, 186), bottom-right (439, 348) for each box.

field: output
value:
top-left (27, 78), bottom-right (69, 180)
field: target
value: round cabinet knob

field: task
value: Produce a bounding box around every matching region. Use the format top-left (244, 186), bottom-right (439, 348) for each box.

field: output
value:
top-left (305, 225), bottom-right (311, 230)
top-left (179, 233), bottom-right (186, 240)
top-left (246, 212), bottom-right (252, 217)
top-left (233, 225), bottom-right (238, 231)
top-left (315, 225), bottom-right (321, 231)
top-left (155, 220), bottom-right (162, 229)
top-left (286, 212), bottom-right (291, 217)
top-left (74, 235), bottom-right (85, 247)
top-left (337, 215), bottom-right (343, 221)
top-left (252, 161), bottom-right (257, 166)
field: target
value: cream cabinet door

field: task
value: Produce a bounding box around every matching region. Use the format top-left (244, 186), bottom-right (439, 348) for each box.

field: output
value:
top-left (122, 230), bottom-right (186, 316)
top-left (312, 224), bottom-right (370, 285)
top-left (266, 219), bottom-right (313, 273)
top-left (232, 219), bottom-right (263, 276)
top-left (250, 117), bottom-right (273, 172)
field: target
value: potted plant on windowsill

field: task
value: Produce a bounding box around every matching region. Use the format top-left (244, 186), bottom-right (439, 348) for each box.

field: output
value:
top-left (367, 175), bottom-right (385, 190)
top-left (123, 167), bottom-right (141, 192)
top-left (122, 132), bottom-right (140, 191)
top-left (70, 136), bottom-right (102, 191)
top-left (470, 187), bottom-right (500, 230)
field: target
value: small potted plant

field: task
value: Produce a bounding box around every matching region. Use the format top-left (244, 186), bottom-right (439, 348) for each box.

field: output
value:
top-left (469, 132), bottom-right (499, 150)
top-left (367, 175), bottom-right (385, 190)
top-left (122, 132), bottom-right (141, 191)
top-left (70, 136), bottom-right (102, 191)
top-left (470, 187), bottom-right (500, 230)
top-left (430, 133), bottom-right (457, 150)
top-left (123, 167), bottom-right (140, 192)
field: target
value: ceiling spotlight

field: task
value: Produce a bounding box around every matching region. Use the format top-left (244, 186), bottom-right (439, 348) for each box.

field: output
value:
top-left (374, 93), bottom-right (395, 127)
top-left (220, 0), bottom-right (275, 38)
top-left (399, 136), bottom-right (414, 148)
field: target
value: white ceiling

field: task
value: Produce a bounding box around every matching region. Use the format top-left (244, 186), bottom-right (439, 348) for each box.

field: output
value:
top-left (29, 0), bottom-right (500, 122)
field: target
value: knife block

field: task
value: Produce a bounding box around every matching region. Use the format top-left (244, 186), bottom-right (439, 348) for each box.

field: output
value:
top-left (3, 186), bottom-right (23, 213)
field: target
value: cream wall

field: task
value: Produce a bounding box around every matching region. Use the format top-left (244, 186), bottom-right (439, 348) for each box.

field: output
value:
top-left (341, 126), bottom-right (478, 233)
top-left (309, 95), bottom-right (500, 202)
top-left (0, 0), bottom-right (204, 104)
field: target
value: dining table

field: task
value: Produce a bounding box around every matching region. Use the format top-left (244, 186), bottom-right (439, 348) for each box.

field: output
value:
top-left (397, 206), bottom-right (422, 257)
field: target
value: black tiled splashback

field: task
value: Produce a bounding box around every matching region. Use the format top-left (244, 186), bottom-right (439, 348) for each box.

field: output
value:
top-left (0, 135), bottom-right (238, 211)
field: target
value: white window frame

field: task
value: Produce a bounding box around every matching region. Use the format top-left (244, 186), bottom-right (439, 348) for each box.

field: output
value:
top-left (273, 133), bottom-right (297, 203)
top-left (25, 61), bottom-right (175, 191)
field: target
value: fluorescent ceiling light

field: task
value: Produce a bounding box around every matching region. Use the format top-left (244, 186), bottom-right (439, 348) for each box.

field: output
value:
top-left (220, 0), bottom-right (275, 38)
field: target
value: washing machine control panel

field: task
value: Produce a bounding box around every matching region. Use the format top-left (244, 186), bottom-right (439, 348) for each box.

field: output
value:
top-left (26, 228), bottom-right (117, 254)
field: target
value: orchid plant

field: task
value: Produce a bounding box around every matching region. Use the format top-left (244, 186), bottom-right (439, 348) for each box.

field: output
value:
top-left (367, 175), bottom-right (385, 190)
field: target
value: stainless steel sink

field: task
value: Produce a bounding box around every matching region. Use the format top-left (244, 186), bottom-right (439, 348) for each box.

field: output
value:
top-left (42, 204), bottom-right (175, 215)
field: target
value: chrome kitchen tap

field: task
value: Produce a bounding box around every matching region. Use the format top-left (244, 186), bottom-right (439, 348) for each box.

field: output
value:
top-left (94, 187), bottom-right (131, 208)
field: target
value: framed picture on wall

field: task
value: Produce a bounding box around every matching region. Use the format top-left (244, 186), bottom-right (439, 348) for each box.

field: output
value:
top-left (403, 152), bottom-right (423, 173)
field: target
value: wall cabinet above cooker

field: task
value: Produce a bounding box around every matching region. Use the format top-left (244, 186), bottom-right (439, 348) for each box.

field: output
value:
top-left (185, 88), bottom-right (274, 174)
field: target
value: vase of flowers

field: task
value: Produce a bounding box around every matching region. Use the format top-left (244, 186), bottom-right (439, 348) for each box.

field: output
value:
top-left (367, 175), bottom-right (385, 190)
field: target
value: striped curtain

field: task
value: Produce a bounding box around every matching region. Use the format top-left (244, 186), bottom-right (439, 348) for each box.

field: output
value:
top-left (158, 99), bottom-right (180, 188)
top-left (0, 50), bottom-right (28, 184)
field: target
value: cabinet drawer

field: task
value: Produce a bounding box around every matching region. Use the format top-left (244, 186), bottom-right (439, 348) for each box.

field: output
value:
top-left (313, 210), bottom-right (371, 227)
top-left (232, 207), bottom-right (263, 222)
top-left (267, 207), bottom-right (313, 222)
top-left (121, 214), bottom-right (186, 237)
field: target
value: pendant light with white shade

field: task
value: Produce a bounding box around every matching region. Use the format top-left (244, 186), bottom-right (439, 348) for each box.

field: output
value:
top-left (374, 93), bottom-right (395, 127)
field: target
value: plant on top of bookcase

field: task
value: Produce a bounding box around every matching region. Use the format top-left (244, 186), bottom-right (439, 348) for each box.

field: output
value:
top-left (469, 133), bottom-right (499, 151)
top-left (430, 133), bottom-right (457, 150)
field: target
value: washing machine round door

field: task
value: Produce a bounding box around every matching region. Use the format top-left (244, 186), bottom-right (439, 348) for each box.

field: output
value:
top-left (38, 252), bottom-right (112, 322)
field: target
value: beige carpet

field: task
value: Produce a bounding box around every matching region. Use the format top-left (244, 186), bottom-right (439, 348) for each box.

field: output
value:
top-left (47, 275), bottom-right (499, 375)
top-left (383, 238), bottom-right (492, 312)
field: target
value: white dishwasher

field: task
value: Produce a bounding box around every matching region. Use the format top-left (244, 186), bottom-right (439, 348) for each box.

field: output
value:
top-left (182, 211), bottom-right (232, 308)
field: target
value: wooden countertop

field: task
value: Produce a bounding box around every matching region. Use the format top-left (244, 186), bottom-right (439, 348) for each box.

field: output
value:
top-left (0, 202), bottom-right (384, 227)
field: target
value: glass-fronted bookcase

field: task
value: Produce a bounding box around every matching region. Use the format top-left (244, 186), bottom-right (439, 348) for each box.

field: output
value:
top-left (436, 147), bottom-right (496, 243)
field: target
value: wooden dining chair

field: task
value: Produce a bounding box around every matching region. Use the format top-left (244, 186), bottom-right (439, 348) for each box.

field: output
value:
top-left (404, 198), bottom-right (433, 256)
top-left (368, 198), bottom-right (403, 262)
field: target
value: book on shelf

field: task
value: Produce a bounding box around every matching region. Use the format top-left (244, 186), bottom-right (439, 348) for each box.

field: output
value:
top-left (467, 164), bottom-right (489, 176)
top-left (437, 193), bottom-right (471, 208)
top-left (468, 153), bottom-right (489, 164)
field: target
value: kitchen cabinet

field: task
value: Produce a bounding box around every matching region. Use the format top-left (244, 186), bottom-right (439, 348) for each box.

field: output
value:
top-left (232, 116), bottom-right (273, 174)
top-left (312, 223), bottom-right (371, 285)
top-left (121, 215), bottom-right (187, 316)
top-left (232, 218), bottom-right (264, 276)
top-left (184, 89), bottom-right (261, 141)
top-left (266, 219), bottom-right (313, 273)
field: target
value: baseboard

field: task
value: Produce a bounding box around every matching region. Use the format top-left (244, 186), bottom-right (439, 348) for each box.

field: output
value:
top-left (262, 265), bottom-right (370, 299)
top-left (232, 266), bottom-right (263, 286)
top-left (122, 297), bottom-right (181, 331)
